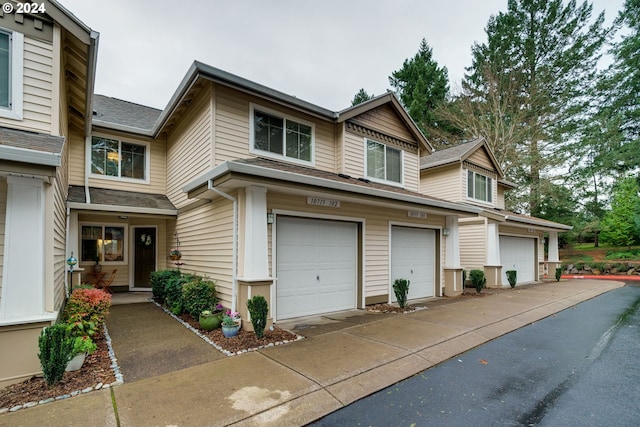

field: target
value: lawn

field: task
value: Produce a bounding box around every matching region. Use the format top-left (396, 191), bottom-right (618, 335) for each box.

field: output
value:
top-left (560, 243), bottom-right (640, 263)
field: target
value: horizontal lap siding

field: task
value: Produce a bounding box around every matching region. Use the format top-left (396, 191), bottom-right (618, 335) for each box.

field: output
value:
top-left (355, 104), bottom-right (414, 141)
top-left (343, 132), bottom-right (364, 178)
top-left (420, 165), bottom-right (462, 202)
top-left (53, 139), bottom-right (68, 311)
top-left (68, 131), bottom-right (85, 186)
top-left (468, 148), bottom-right (496, 171)
top-left (403, 151), bottom-right (419, 192)
top-left (267, 192), bottom-right (445, 299)
top-left (0, 37), bottom-right (53, 133)
top-left (459, 220), bottom-right (485, 270)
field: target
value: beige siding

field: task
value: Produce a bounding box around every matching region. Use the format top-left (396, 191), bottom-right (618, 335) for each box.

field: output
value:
top-left (497, 185), bottom-right (506, 209)
top-left (468, 147), bottom-right (497, 171)
top-left (0, 181), bottom-right (6, 303)
top-left (403, 151), bottom-right (419, 192)
top-left (214, 85), bottom-right (337, 172)
top-left (167, 86), bottom-right (213, 209)
top-left (67, 130), bottom-right (85, 186)
top-left (343, 131), bottom-right (364, 178)
top-left (266, 192), bottom-right (446, 300)
top-left (52, 136), bottom-right (69, 311)
top-left (353, 104), bottom-right (414, 141)
top-left (0, 37), bottom-right (53, 133)
top-left (420, 165), bottom-right (462, 202)
top-left (459, 218), bottom-right (486, 271)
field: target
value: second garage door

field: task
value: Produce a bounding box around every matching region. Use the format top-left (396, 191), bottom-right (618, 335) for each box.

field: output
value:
top-left (276, 217), bottom-right (357, 320)
top-left (499, 236), bottom-right (536, 285)
top-left (391, 226), bottom-right (436, 301)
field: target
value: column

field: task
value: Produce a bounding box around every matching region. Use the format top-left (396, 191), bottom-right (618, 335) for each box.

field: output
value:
top-left (444, 216), bottom-right (463, 297)
top-left (484, 222), bottom-right (503, 287)
top-left (547, 231), bottom-right (562, 278)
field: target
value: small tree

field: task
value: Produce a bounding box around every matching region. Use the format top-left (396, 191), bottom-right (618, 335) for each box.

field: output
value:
top-left (351, 88), bottom-right (374, 106)
top-left (392, 278), bottom-right (410, 308)
top-left (38, 324), bottom-right (73, 386)
top-left (247, 296), bottom-right (269, 339)
top-left (469, 270), bottom-right (486, 293)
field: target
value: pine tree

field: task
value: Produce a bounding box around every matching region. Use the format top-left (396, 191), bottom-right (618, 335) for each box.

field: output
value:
top-left (351, 88), bottom-right (374, 106)
top-left (600, 177), bottom-right (640, 249)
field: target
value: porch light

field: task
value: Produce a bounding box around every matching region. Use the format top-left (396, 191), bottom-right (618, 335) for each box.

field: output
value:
top-left (442, 228), bottom-right (451, 237)
top-left (266, 212), bottom-right (275, 224)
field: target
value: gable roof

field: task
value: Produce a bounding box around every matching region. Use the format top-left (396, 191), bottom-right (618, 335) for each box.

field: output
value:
top-left (420, 138), bottom-right (507, 179)
top-left (92, 95), bottom-right (162, 133)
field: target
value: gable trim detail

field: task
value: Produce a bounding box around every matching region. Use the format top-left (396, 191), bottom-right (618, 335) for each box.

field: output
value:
top-left (346, 120), bottom-right (418, 154)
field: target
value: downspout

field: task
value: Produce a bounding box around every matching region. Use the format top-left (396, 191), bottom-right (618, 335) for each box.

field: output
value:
top-left (65, 206), bottom-right (70, 297)
top-left (208, 180), bottom-right (238, 311)
top-left (84, 136), bottom-right (91, 204)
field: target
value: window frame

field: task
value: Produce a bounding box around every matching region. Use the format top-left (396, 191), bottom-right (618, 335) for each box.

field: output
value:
top-left (364, 138), bottom-right (404, 187)
top-left (88, 134), bottom-right (150, 184)
top-left (467, 169), bottom-right (493, 203)
top-left (79, 223), bottom-right (128, 265)
top-left (0, 27), bottom-right (23, 120)
top-left (249, 104), bottom-right (315, 166)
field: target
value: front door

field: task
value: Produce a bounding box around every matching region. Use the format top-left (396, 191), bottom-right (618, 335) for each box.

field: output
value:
top-left (134, 227), bottom-right (156, 287)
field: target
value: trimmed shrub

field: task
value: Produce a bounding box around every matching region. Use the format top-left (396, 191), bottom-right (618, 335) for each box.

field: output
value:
top-left (182, 277), bottom-right (217, 319)
top-left (38, 324), bottom-right (73, 386)
top-left (469, 269), bottom-right (486, 293)
top-left (506, 270), bottom-right (517, 288)
top-left (150, 269), bottom-right (182, 302)
top-left (247, 295), bottom-right (269, 339)
top-left (164, 273), bottom-right (195, 315)
top-left (392, 278), bottom-right (410, 308)
top-left (555, 267), bottom-right (562, 282)
top-left (63, 288), bottom-right (111, 337)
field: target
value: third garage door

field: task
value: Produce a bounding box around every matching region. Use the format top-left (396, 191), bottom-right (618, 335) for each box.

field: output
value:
top-left (276, 217), bottom-right (357, 320)
top-left (499, 236), bottom-right (536, 285)
top-left (391, 226), bottom-right (436, 301)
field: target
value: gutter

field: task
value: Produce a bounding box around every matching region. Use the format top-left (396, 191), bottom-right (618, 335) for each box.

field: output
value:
top-left (0, 145), bottom-right (61, 167)
top-left (207, 182), bottom-right (239, 312)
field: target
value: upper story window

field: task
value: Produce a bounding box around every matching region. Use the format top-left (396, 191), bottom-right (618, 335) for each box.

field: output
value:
top-left (90, 136), bottom-right (148, 182)
top-left (467, 170), bottom-right (493, 203)
top-left (366, 139), bottom-right (402, 185)
top-left (0, 28), bottom-right (23, 120)
top-left (250, 105), bottom-right (314, 164)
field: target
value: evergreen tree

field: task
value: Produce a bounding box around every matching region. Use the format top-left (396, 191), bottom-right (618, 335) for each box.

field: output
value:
top-left (389, 39), bottom-right (449, 137)
top-left (600, 177), bottom-right (640, 249)
top-left (351, 88), bottom-right (374, 106)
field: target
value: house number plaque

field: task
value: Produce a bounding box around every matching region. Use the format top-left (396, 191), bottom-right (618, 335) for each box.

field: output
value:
top-left (307, 197), bottom-right (340, 208)
top-left (407, 210), bottom-right (427, 219)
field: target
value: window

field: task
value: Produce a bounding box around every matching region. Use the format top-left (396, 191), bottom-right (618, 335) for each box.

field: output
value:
top-left (467, 170), bottom-right (493, 203)
top-left (81, 225), bottom-right (125, 263)
top-left (366, 139), bottom-right (402, 184)
top-left (91, 136), bottom-right (147, 181)
top-left (252, 108), bottom-right (313, 163)
top-left (0, 28), bottom-right (23, 119)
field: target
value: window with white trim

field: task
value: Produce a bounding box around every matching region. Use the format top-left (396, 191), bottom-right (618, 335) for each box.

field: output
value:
top-left (467, 170), bottom-right (493, 203)
top-left (251, 107), bottom-right (313, 163)
top-left (366, 139), bottom-right (402, 184)
top-left (90, 136), bottom-right (148, 181)
top-left (0, 27), bottom-right (23, 119)
top-left (81, 224), bottom-right (126, 263)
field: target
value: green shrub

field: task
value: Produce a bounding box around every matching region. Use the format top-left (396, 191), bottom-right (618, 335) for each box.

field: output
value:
top-left (392, 278), bottom-right (410, 308)
top-left (462, 269), bottom-right (467, 287)
top-left (469, 270), bottom-right (486, 293)
top-left (70, 335), bottom-right (97, 356)
top-left (247, 295), bottom-right (269, 339)
top-left (182, 277), bottom-right (217, 319)
top-left (164, 273), bottom-right (194, 315)
top-left (150, 269), bottom-right (182, 302)
top-left (505, 270), bottom-right (517, 288)
top-left (589, 262), bottom-right (607, 273)
top-left (63, 288), bottom-right (111, 337)
top-left (611, 262), bottom-right (628, 273)
top-left (605, 251), bottom-right (637, 260)
top-left (38, 324), bottom-right (73, 386)
top-left (555, 267), bottom-right (562, 282)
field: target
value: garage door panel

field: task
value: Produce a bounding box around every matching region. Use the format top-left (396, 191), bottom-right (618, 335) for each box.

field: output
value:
top-left (500, 236), bottom-right (535, 285)
top-left (276, 217), bottom-right (357, 319)
top-left (391, 226), bottom-right (436, 301)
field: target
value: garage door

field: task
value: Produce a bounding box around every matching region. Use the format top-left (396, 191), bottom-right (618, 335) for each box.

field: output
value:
top-left (500, 236), bottom-right (536, 285)
top-left (391, 226), bottom-right (436, 301)
top-left (276, 217), bottom-right (357, 319)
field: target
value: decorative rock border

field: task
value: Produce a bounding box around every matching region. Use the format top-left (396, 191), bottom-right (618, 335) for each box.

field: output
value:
top-left (0, 325), bottom-right (123, 414)
top-left (152, 300), bottom-right (304, 356)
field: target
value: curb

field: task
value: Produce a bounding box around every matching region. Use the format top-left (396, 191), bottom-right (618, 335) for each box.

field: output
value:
top-left (561, 275), bottom-right (640, 281)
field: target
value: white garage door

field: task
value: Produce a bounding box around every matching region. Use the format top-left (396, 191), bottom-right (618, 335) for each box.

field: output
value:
top-left (500, 236), bottom-right (536, 285)
top-left (391, 226), bottom-right (436, 301)
top-left (276, 217), bottom-right (357, 319)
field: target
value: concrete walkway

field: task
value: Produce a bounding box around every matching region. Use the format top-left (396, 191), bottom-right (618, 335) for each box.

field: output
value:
top-left (0, 279), bottom-right (625, 427)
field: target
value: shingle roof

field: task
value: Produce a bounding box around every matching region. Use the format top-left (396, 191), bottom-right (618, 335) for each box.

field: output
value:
top-left (420, 138), bottom-right (484, 169)
top-left (0, 126), bottom-right (65, 154)
top-left (92, 95), bottom-right (162, 131)
top-left (68, 186), bottom-right (176, 211)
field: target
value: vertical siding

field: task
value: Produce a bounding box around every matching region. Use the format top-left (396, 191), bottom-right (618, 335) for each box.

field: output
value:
top-left (420, 165), bottom-right (462, 202)
top-left (0, 37), bottom-right (53, 133)
top-left (459, 219), bottom-right (486, 270)
top-left (167, 86), bottom-right (213, 209)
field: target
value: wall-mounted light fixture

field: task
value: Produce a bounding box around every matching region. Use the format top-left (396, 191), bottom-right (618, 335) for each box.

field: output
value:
top-left (267, 212), bottom-right (275, 224)
top-left (442, 228), bottom-right (450, 237)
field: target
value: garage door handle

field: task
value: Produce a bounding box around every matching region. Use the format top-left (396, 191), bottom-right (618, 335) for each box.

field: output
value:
top-left (411, 269), bottom-right (413, 274)
top-left (317, 275), bottom-right (320, 281)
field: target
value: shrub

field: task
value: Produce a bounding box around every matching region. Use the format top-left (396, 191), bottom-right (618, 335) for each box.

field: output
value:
top-left (469, 270), bottom-right (486, 293)
top-left (555, 267), bottom-right (562, 282)
top-left (182, 277), bottom-right (217, 319)
top-left (605, 251), bottom-right (637, 260)
top-left (506, 270), bottom-right (517, 288)
top-left (38, 324), bottom-right (73, 386)
top-left (164, 273), bottom-right (195, 315)
top-left (247, 295), bottom-right (269, 339)
top-left (392, 278), bottom-right (410, 308)
top-left (70, 335), bottom-right (97, 356)
top-left (63, 288), bottom-right (111, 337)
top-left (150, 269), bottom-right (182, 302)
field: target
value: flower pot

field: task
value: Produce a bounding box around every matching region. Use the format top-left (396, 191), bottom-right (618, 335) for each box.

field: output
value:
top-left (93, 264), bottom-right (102, 273)
top-left (221, 323), bottom-right (240, 338)
top-left (199, 312), bottom-right (223, 331)
top-left (66, 353), bottom-right (86, 372)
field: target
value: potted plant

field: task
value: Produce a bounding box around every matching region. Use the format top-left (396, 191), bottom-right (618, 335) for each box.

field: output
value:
top-left (66, 335), bottom-right (97, 372)
top-left (506, 270), bottom-right (517, 288)
top-left (199, 305), bottom-right (224, 331)
top-left (169, 248), bottom-right (182, 261)
top-left (221, 314), bottom-right (241, 338)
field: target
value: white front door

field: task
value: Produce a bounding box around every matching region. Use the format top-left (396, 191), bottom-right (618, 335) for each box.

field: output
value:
top-left (391, 226), bottom-right (436, 301)
top-left (276, 217), bottom-right (357, 319)
top-left (500, 236), bottom-right (536, 285)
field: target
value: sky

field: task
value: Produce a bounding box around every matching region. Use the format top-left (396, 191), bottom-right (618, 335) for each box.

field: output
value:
top-left (57, 0), bottom-right (625, 112)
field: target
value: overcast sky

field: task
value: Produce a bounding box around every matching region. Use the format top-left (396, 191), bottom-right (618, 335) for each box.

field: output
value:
top-left (57, 0), bottom-right (624, 112)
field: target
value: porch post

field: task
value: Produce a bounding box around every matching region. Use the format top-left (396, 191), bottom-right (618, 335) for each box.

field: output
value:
top-left (484, 222), bottom-right (503, 287)
top-left (547, 231), bottom-right (562, 277)
top-left (444, 216), bottom-right (463, 297)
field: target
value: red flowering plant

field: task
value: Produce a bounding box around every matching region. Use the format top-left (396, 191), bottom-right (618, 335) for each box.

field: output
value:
top-left (63, 287), bottom-right (112, 337)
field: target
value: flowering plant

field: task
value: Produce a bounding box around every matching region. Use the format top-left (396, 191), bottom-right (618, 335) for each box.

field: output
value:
top-left (225, 309), bottom-right (240, 320)
top-left (221, 314), bottom-right (238, 326)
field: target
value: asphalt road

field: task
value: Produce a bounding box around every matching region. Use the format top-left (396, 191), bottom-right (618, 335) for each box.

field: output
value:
top-left (309, 284), bottom-right (640, 427)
